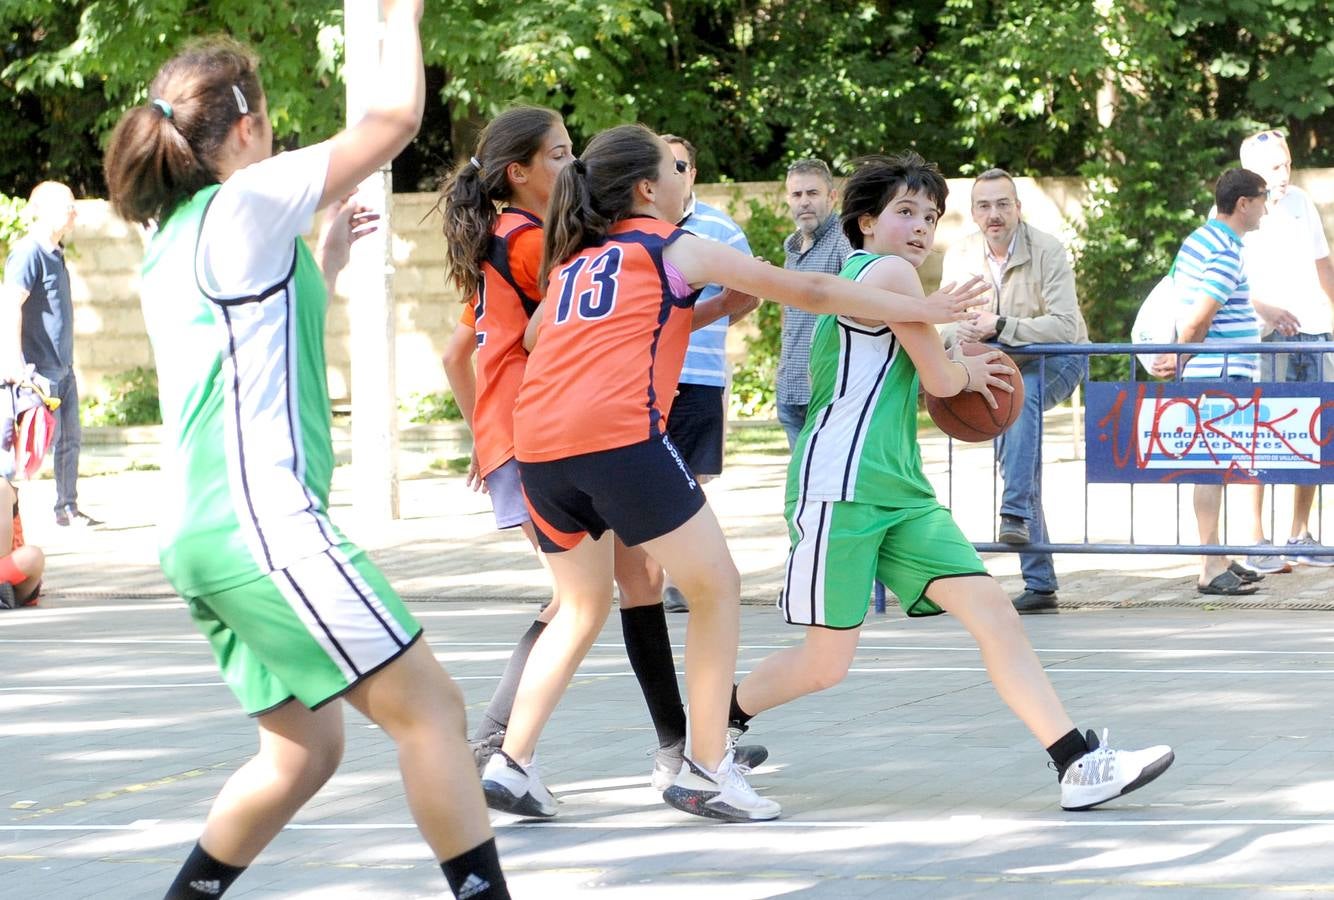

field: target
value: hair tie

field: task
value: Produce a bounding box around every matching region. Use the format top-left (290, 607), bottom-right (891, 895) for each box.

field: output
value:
top-left (572, 158), bottom-right (587, 175)
top-left (469, 156), bottom-right (482, 172)
top-left (151, 98), bottom-right (174, 120)
top-left (231, 84), bottom-right (249, 115)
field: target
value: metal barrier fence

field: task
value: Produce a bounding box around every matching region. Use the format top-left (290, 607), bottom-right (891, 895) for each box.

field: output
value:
top-left (944, 340), bottom-right (1334, 561)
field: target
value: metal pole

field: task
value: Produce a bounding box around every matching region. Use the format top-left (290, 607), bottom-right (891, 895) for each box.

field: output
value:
top-left (343, 0), bottom-right (400, 520)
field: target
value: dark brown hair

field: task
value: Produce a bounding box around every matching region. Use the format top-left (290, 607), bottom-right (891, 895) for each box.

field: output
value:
top-left (840, 152), bottom-right (948, 249)
top-left (1215, 167), bottom-right (1267, 214)
top-left (103, 37), bottom-right (262, 226)
top-left (541, 124), bottom-right (664, 286)
top-left (439, 106), bottom-right (562, 299)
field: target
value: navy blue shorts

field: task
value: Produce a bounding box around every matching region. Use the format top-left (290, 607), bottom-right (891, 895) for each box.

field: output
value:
top-left (518, 434), bottom-right (706, 553)
top-left (666, 383), bottom-right (725, 476)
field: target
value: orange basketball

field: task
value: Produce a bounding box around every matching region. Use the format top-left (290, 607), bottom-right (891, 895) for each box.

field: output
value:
top-left (925, 343), bottom-right (1025, 442)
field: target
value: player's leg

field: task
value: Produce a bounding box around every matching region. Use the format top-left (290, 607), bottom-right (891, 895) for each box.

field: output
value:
top-left (640, 502), bottom-right (781, 821)
top-left (734, 499), bottom-right (880, 718)
top-left (163, 699), bottom-right (345, 900)
top-left (483, 531), bottom-right (615, 816)
top-left (343, 640), bottom-right (507, 897)
top-left (469, 460), bottom-right (560, 757)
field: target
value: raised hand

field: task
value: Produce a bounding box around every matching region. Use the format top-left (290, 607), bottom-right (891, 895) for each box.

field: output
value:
top-left (925, 275), bottom-right (990, 324)
top-left (317, 194), bottom-right (381, 283)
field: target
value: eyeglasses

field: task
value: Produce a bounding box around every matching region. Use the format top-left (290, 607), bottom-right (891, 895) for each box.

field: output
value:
top-left (973, 199), bottom-right (1015, 213)
top-left (674, 159), bottom-right (689, 174)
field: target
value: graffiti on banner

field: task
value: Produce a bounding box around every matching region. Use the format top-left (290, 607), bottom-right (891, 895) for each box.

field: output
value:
top-left (1085, 381), bottom-right (1334, 484)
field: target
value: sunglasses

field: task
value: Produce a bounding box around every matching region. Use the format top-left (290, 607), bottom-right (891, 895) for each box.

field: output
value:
top-left (1247, 129), bottom-right (1285, 144)
top-left (673, 159), bottom-right (689, 174)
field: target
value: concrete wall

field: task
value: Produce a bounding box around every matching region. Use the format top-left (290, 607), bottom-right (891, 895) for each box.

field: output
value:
top-left (57, 169), bottom-right (1334, 405)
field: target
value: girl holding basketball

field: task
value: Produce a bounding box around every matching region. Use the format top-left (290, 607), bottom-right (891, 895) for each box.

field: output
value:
top-left (103, 3), bottom-right (508, 897)
top-left (480, 124), bottom-right (988, 823)
top-left (727, 152), bottom-right (1174, 812)
top-left (439, 108), bottom-right (764, 791)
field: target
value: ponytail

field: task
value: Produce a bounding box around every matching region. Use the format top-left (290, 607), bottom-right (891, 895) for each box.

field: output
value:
top-left (439, 106), bottom-right (561, 299)
top-left (104, 37), bottom-right (262, 226)
top-left (540, 124), bottom-right (662, 286)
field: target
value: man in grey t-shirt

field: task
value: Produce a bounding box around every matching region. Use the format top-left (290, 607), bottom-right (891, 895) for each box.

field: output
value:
top-left (777, 159), bottom-right (852, 448)
top-left (3, 182), bottom-right (98, 526)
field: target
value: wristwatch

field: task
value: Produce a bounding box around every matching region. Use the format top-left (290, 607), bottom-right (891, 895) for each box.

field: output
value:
top-left (994, 315), bottom-right (1008, 338)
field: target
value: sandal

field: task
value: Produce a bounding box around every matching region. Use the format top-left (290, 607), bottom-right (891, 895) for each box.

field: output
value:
top-left (1198, 569), bottom-right (1258, 596)
top-left (1228, 561), bottom-right (1263, 584)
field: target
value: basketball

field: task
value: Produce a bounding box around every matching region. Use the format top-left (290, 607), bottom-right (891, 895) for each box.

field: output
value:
top-left (925, 343), bottom-right (1025, 442)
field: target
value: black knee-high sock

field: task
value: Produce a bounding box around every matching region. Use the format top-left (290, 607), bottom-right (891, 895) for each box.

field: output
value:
top-left (620, 603), bottom-right (687, 747)
top-left (729, 683), bottom-right (754, 728)
top-left (164, 842), bottom-right (246, 899)
top-left (441, 837), bottom-right (510, 899)
top-left (474, 620), bottom-right (547, 741)
top-left (1047, 728), bottom-right (1091, 778)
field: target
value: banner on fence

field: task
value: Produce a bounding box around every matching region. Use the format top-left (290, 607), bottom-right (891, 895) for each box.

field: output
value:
top-left (1085, 381), bottom-right (1334, 484)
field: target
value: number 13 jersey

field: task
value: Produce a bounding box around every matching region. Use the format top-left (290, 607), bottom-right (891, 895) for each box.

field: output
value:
top-left (514, 217), bottom-right (699, 462)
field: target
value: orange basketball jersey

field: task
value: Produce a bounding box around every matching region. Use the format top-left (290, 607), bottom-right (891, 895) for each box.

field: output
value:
top-left (513, 217), bottom-right (700, 462)
top-left (467, 207), bottom-right (544, 477)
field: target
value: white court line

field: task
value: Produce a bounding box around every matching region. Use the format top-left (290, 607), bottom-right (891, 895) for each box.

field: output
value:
top-left (6, 664), bottom-right (1334, 693)
top-left (8, 817), bottom-right (1334, 832)
top-left (7, 637), bottom-right (1334, 656)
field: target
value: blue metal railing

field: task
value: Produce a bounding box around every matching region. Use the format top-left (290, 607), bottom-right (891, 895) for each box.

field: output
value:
top-left (945, 340), bottom-right (1334, 559)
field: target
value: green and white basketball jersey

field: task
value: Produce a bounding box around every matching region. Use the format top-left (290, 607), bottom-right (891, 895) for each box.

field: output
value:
top-left (786, 251), bottom-right (938, 508)
top-left (140, 185), bottom-right (340, 596)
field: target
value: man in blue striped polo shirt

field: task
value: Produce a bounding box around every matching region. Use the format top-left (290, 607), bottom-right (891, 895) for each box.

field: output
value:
top-left (661, 135), bottom-right (758, 612)
top-left (1169, 168), bottom-right (1273, 596)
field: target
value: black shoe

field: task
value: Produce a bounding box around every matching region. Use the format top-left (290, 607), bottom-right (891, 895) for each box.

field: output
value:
top-left (662, 586), bottom-right (689, 613)
top-left (56, 505), bottom-right (101, 527)
top-left (1012, 589), bottom-right (1058, 614)
top-left (998, 514), bottom-right (1030, 544)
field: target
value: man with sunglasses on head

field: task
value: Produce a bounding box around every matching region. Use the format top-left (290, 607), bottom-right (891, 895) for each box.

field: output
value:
top-left (1234, 129), bottom-right (1334, 575)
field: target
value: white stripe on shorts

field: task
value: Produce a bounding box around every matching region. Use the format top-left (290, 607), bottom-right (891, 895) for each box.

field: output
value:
top-left (783, 499), bottom-right (833, 627)
top-left (272, 547), bottom-right (414, 682)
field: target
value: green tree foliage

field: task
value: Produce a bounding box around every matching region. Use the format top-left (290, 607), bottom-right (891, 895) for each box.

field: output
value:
top-left (4, 1), bottom-right (1334, 388)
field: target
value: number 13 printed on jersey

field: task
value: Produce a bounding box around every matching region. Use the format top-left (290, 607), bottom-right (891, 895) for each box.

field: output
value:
top-left (553, 246), bottom-right (623, 325)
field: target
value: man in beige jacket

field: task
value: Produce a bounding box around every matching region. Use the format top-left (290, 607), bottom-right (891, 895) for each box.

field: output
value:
top-left (941, 169), bottom-right (1088, 614)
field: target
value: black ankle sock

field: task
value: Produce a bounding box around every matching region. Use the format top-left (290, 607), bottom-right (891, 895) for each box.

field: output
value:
top-left (164, 842), bottom-right (246, 899)
top-left (442, 837), bottom-right (510, 899)
top-left (474, 620), bottom-right (547, 741)
top-left (619, 603), bottom-right (687, 747)
top-left (1047, 728), bottom-right (1090, 777)
top-left (729, 683), bottom-right (753, 729)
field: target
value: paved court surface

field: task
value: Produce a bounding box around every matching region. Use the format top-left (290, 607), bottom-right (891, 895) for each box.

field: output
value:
top-left (4, 420), bottom-right (1334, 898)
top-left (5, 599), bottom-right (1334, 899)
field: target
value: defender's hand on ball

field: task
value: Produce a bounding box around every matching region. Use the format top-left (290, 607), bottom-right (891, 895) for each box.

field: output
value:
top-left (951, 342), bottom-right (1015, 411)
top-left (924, 275), bottom-right (990, 324)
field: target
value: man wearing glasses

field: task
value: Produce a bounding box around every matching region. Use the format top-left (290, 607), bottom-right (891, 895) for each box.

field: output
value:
top-left (777, 159), bottom-right (852, 449)
top-left (1235, 129), bottom-right (1334, 574)
top-left (940, 168), bottom-right (1088, 614)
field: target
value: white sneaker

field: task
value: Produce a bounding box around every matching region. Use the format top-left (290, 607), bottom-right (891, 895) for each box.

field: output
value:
top-left (652, 729), bottom-right (772, 793)
top-left (663, 750), bottom-right (781, 821)
top-left (1060, 729), bottom-right (1174, 811)
top-left (480, 749), bottom-right (557, 817)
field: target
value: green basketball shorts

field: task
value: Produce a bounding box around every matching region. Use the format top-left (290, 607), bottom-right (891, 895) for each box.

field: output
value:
top-left (782, 499), bottom-right (986, 629)
top-left (186, 543), bottom-right (422, 715)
